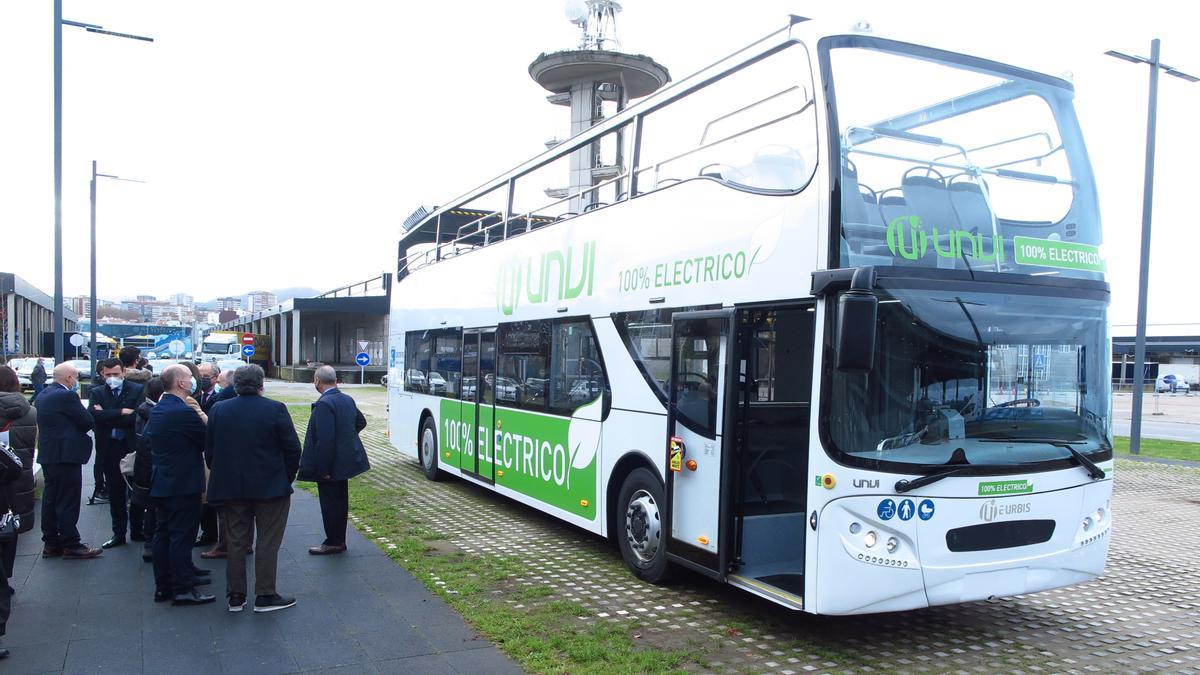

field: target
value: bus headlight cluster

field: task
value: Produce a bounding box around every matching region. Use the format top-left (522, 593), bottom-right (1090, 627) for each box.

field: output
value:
top-left (886, 537), bottom-right (899, 554)
top-left (863, 530), bottom-right (877, 548)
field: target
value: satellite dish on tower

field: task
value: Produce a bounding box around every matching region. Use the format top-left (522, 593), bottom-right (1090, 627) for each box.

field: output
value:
top-left (565, 0), bottom-right (587, 25)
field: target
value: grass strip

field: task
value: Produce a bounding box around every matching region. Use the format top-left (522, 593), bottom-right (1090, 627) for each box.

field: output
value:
top-left (310, 478), bottom-right (693, 674)
top-left (1114, 436), bottom-right (1200, 462)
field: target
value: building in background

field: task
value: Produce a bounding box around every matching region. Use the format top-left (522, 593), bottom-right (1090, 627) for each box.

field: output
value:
top-left (1, 272), bottom-right (78, 358)
top-left (66, 296), bottom-right (92, 318)
top-left (172, 293), bottom-right (194, 308)
top-left (217, 296), bottom-right (242, 312)
top-left (243, 290), bottom-right (278, 313)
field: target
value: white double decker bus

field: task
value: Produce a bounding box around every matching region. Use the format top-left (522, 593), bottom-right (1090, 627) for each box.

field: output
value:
top-left (387, 18), bottom-right (1113, 615)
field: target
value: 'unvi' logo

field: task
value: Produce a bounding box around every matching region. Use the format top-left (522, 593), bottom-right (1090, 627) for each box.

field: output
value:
top-left (886, 215), bottom-right (1006, 263)
top-left (497, 241), bottom-right (596, 316)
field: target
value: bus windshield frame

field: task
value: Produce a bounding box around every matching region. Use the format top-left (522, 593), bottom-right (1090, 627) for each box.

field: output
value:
top-left (819, 35), bottom-right (1103, 280)
top-left (820, 273), bottom-right (1113, 476)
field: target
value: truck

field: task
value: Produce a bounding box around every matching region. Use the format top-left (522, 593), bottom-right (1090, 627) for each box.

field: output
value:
top-left (198, 331), bottom-right (272, 375)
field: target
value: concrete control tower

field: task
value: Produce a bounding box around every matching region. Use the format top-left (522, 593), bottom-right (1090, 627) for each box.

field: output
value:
top-left (529, 0), bottom-right (670, 213)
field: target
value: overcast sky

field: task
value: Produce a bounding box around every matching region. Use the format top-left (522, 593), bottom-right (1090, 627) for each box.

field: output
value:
top-left (2, 0), bottom-right (1198, 324)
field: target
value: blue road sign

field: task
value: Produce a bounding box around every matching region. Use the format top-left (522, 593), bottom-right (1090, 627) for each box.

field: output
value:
top-left (877, 499), bottom-right (896, 521)
top-left (1032, 353), bottom-right (1047, 376)
top-left (918, 499), bottom-right (935, 521)
top-left (355, 352), bottom-right (370, 367)
top-left (898, 499), bottom-right (916, 521)
top-left (389, 348), bottom-right (397, 368)
top-left (241, 344), bottom-right (255, 358)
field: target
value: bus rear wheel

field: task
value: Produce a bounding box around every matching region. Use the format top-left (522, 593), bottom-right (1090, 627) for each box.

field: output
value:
top-left (616, 468), bottom-right (671, 583)
top-left (419, 416), bottom-right (442, 481)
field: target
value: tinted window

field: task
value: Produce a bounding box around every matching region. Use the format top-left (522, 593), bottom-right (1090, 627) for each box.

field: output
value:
top-left (548, 320), bottom-right (607, 416)
top-left (672, 317), bottom-right (724, 438)
top-left (497, 321), bottom-right (549, 412)
top-left (613, 306), bottom-right (715, 405)
top-left (404, 328), bottom-right (461, 397)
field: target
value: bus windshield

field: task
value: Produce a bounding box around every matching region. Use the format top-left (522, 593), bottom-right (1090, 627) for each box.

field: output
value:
top-left (825, 37), bottom-right (1102, 279)
top-left (825, 283), bottom-right (1111, 468)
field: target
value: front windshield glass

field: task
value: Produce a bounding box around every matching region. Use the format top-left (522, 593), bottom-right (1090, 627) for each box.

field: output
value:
top-left (202, 342), bottom-right (232, 354)
top-left (825, 38), bottom-right (1102, 279)
top-left (825, 283), bottom-right (1111, 468)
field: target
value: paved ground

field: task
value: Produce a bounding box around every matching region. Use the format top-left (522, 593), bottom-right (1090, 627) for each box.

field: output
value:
top-left (1113, 391), bottom-right (1200, 442)
top-left (346, 385), bottom-right (1200, 674)
top-left (2, 449), bottom-right (520, 674)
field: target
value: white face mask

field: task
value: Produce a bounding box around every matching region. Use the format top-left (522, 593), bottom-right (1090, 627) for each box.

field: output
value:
top-left (106, 377), bottom-right (123, 390)
top-left (188, 377), bottom-right (198, 394)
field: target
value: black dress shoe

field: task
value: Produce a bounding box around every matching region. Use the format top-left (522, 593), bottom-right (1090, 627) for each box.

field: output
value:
top-left (154, 590), bottom-right (172, 603)
top-left (172, 590), bottom-right (216, 606)
top-left (0, 647), bottom-right (9, 658)
top-left (191, 576), bottom-right (212, 586)
top-left (101, 536), bottom-right (126, 549)
top-left (192, 567), bottom-right (211, 577)
top-left (130, 531), bottom-right (146, 542)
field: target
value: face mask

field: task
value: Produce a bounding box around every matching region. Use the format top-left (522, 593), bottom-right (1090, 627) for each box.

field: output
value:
top-left (200, 376), bottom-right (213, 390)
top-left (213, 384), bottom-right (221, 393)
top-left (189, 377), bottom-right (198, 395)
top-left (106, 377), bottom-right (123, 390)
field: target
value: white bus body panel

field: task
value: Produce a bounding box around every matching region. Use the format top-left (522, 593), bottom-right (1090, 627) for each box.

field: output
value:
top-left (809, 467), bottom-right (1114, 615)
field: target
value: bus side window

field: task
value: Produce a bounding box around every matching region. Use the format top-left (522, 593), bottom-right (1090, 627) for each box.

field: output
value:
top-left (548, 320), bottom-right (608, 416)
top-left (497, 321), bottom-right (549, 413)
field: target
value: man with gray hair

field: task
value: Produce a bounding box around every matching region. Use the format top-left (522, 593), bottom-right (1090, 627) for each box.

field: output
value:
top-left (205, 364), bottom-right (301, 612)
top-left (145, 364), bottom-right (213, 605)
top-left (35, 362), bottom-right (102, 559)
top-left (299, 365), bottom-right (369, 555)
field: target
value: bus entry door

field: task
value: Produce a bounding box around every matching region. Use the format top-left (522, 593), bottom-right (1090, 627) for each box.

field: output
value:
top-left (665, 309), bottom-right (735, 579)
top-left (461, 329), bottom-right (496, 483)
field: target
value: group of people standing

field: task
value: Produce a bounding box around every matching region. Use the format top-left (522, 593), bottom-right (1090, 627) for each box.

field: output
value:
top-left (0, 347), bottom-right (370, 657)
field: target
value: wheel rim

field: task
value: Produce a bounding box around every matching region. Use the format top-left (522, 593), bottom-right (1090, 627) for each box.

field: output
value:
top-left (421, 427), bottom-right (436, 471)
top-left (625, 489), bottom-right (661, 566)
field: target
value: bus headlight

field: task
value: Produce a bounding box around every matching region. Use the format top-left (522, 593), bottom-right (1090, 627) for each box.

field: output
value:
top-left (863, 530), bottom-right (877, 548)
top-left (1082, 516), bottom-right (1093, 532)
top-left (849, 522), bottom-right (862, 535)
top-left (1094, 507), bottom-right (1105, 524)
top-left (886, 537), bottom-right (899, 554)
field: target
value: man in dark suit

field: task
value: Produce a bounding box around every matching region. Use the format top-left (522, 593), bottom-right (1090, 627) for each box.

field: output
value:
top-left (89, 357), bottom-right (145, 548)
top-left (145, 364), bottom-right (213, 606)
top-left (34, 363), bottom-right (102, 559)
top-left (206, 364), bottom-right (301, 613)
top-left (299, 365), bottom-right (369, 555)
top-left (198, 368), bottom-right (241, 561)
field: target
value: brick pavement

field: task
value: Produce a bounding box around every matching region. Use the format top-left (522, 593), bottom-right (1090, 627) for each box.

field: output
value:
top-left (357, 384), bottom-right (1200, 673)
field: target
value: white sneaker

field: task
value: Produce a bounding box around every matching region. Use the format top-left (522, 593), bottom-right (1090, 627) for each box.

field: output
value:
top-left (228, 594), bottom-right (246, 612)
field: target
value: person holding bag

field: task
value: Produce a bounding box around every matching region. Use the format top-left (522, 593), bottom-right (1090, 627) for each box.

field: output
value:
top-left (0, 364), bottom-right (35, 660)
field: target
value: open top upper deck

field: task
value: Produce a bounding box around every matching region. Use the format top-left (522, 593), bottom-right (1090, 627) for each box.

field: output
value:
top-left (397, 17), bottom-right (1100, 283)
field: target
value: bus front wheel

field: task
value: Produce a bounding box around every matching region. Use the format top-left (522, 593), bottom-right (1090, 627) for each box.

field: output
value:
top-left (616, 468), bottom-right (671, 583)
top-left (419, 416), bottom-right (442, 481)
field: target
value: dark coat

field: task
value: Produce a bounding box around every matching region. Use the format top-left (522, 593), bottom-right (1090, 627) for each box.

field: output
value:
top-left (30, 363), bottom-right (47, 386)
top-left (145, 394), bottom-right (207, 497)
top-left (129, 399), bottom-right (156, 506)
top-left (34, 383), bottom-right (94, 465)
top-left (299, 388), bottom-right (369, 482)
top-left (88, 379), bottom-right (144, 456)
top-left (205, 393), bottom-right (301, 503)
top-left (212, 386), bottom-right (237, 405)
top-left (0, 391), bottom-right (38, 532)
top-left (197, 388), bottom-right (220, 414)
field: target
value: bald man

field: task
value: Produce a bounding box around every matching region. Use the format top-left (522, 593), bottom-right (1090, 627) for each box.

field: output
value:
top-left (34, 363), bottom-right (103, 559)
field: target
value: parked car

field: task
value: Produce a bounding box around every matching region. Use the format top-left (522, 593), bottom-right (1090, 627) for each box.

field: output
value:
top-left (405, 369), bottom-right (427, 392)
top-left (428, 371), bottom-right (448, 395)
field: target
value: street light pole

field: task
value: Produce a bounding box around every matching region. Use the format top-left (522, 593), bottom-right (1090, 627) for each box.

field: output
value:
top-left (1105, 41), bottom-right (1198, 455)
top-left (89, 162), bottom-right (146, 379)
top-left (52, 12), bottom-right (152, 364)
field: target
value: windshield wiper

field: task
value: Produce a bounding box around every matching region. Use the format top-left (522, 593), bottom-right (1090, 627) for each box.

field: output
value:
top-left (894, 462), bottom-right (1019, 493)
top-left (979, 438), bottom-right (1106, 480)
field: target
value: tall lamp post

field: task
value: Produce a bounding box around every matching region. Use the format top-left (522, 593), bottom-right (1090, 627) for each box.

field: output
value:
top-left (1104, 40), bottom-right (1198, 454)
top-left (53, 2), bottom-right (152, 363)
top-left (89, 161), bottom-right (146, 379)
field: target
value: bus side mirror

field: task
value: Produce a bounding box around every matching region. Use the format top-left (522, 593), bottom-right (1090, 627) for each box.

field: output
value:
top-left (836, 267), bottom-right (877, 372)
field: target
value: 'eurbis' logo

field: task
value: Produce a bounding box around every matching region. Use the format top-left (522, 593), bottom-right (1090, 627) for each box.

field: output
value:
top-left (886, 215), bottom-right (1005, 263)
top-left (497, 241), bottom-right (596, 316)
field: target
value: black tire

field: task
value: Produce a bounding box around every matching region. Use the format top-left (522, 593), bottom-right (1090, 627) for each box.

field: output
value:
top-left (418, 415), bottom-right (442, 481)
top-left (616, 467), bottom-right (672, 583)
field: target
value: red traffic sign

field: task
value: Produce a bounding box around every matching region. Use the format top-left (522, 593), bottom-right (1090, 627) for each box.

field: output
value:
top-left (242, 332), bottom-right (255, 345)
